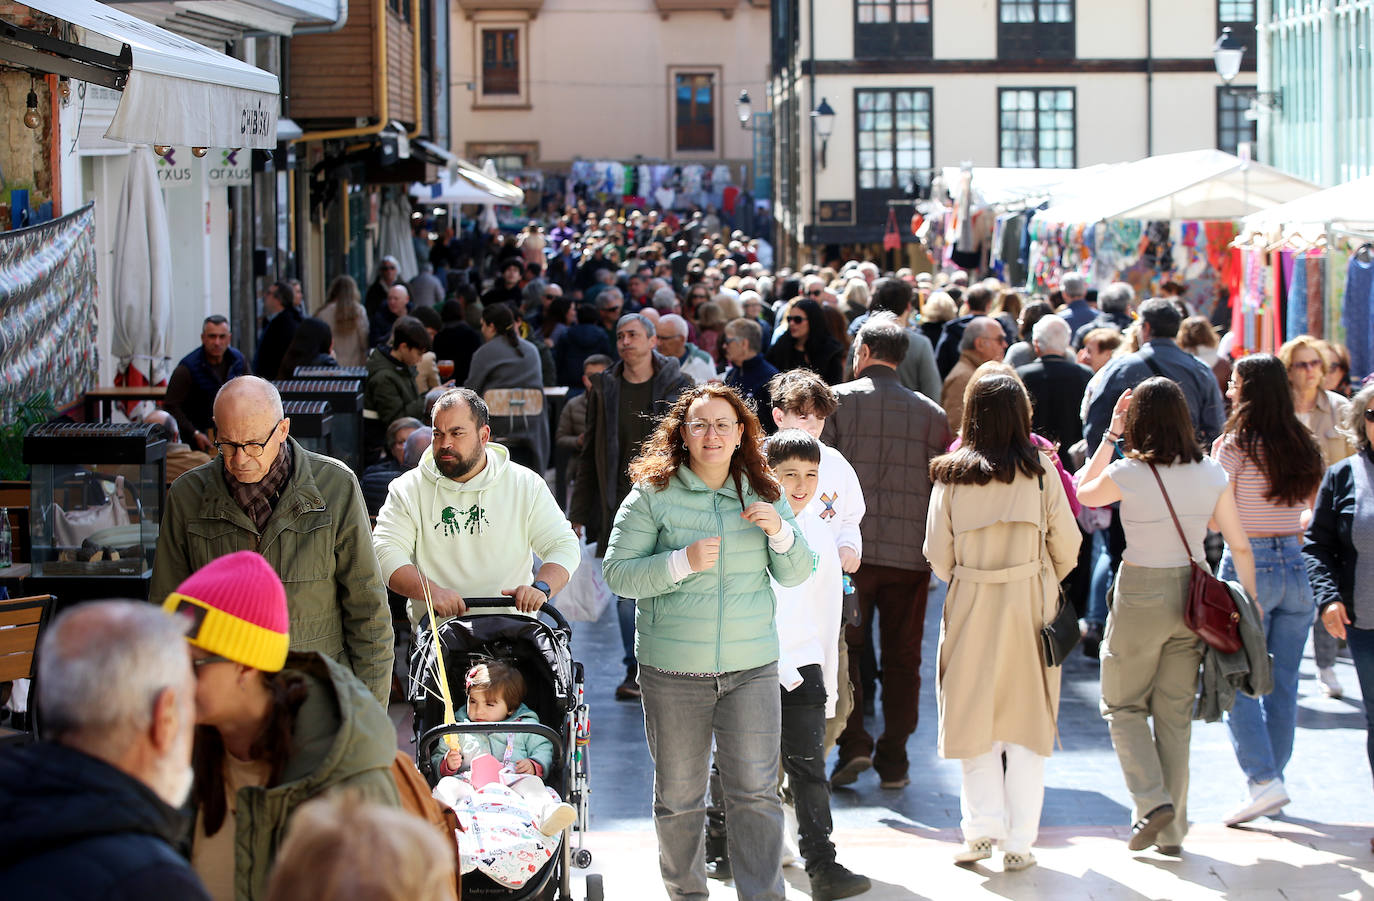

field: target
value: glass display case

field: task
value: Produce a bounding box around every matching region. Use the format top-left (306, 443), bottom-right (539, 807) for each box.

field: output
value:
top-left (23, 423), bottom-right (165, 578)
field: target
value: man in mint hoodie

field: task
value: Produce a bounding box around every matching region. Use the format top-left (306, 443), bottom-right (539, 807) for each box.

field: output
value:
top-left (373, 387), bottom-right (580, 627)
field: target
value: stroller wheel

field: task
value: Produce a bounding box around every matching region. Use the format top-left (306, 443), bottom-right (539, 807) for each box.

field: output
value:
top-left (585, 874), bottom-right (604, 901)
top-left (574, 848), bottom-right (593, 868)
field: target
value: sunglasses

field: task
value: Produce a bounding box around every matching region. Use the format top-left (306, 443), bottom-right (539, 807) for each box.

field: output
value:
top-left (807, 289), bottom-right (824, 297)
top-left (787, 316), bottom-right (807, 324)
top-left (1364, 409), bottom-right (1374, 423)
top-left (1289, 359), bottom-right (1323, 371)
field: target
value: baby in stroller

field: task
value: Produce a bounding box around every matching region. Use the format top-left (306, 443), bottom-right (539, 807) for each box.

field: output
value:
top-left (430, 661), bottom-right (578, 838)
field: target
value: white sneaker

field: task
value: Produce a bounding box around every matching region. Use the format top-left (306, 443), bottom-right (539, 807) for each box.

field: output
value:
top-left (1223, 779), bottom-right (1290, 827)
top-left (954, 837), bottom-right (994, 865)
top-left (1319, 666), bottom-right (1344, 699)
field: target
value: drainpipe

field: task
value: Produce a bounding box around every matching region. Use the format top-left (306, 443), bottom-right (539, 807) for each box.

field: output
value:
top-left (291, 0), bottom-right (389, 145)
top-left (807, 0), bottom-right (817, 263)
top-left (407, 0), bottom-right (422, 139)
top-left (293, 0), bottom-right (349, 34)
top-left (1145, 0), bottom-right (1153, 157)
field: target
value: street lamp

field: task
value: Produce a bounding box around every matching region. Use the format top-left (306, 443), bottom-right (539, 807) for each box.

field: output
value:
top-left (736, 90), bottom-right (752, 129)
top-left (811, 97), bottom-right (835, 169)
top-left (1212, 27), bottom-right (1282, 111)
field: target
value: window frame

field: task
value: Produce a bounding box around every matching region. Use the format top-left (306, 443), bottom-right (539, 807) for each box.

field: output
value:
top-left (852, 87), bottom-right (935, 226)
top-left (669, 67), bottom-right (721, 156)
top-left (997, 87), bottom-right (1077, 170)
top-left (473, 22), bottom-right (529, 108)
top-left (854, 0), bottom-right (932, 60)
top-left (1215, 86), bottom-right (1258, 157)
top-left (996, 0), bottom-right (1075, 60)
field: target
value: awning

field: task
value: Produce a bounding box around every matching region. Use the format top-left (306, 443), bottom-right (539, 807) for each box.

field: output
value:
top-left (409, 157), bottom-right (525, 206)
top-left (1237, 174), bottom-right (1374, 244)
top-left (0, 0), bottom-right (279, 148)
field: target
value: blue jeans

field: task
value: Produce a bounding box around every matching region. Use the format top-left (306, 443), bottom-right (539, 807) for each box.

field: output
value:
top-left (1087, 531), bottom-right (1112, 625)
top-left (1220, 536), bottom-right (1315, 785)
top-left (618, 596), bottom-right (636, 667)
top-left (640, 662), bottom-right (785, 901)
top-left (1346, 626), bottom-right (1374, 782)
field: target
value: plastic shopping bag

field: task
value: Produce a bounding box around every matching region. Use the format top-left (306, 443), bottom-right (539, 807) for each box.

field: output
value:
top-left (553, 536), bottom-right (614, 622)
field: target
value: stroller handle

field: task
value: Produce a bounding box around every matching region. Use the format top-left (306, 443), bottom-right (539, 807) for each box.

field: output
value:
top-left (455, 596), bottom-right (572, 634)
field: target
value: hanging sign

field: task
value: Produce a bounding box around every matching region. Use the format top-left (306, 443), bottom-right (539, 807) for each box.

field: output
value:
top-left (207, 148), bottom-right (252, 187)
top-left (155, 147), bottom-right (195, 189)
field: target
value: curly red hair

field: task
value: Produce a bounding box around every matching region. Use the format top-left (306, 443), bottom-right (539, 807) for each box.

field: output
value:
top-left (627, 383), bottom-right (780, 505)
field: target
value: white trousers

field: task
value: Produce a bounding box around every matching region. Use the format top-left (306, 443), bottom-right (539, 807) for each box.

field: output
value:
top-left (958, 742), bottom-right (1046, 855)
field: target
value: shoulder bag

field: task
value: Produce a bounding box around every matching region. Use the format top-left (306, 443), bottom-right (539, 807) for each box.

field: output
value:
top-left (1037, 473), bottom-right (1080, 667)
top-left (1145, 462), bottom-right (1242, 654)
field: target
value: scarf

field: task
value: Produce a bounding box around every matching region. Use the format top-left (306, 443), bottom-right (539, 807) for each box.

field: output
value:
top-left (224, 443), bottom-right (293, 532)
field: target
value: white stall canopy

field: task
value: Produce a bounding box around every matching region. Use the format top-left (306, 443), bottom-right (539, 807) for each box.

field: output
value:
top-left (0, 0), bottom-right (279, 148)
top-left (1238, 174), bottom-right (1374, 244)
top-left (410, 157), bottom-right (526, 206)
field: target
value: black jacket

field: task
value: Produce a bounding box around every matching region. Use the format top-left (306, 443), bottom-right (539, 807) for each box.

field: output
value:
top-left (1016, 353), bottom-right (1093, 449)
top-left (433, 321), bottom-right (483, 385)
top-left (724, 354), bottom-right (781, 431)
top-left (1305, 451), bottom-right (1369, 625)
top-left (0, 743), bottom-right (209, 901)
top-left (254, 307), bottom-right (302, 378)
top-left (553, 323), bottom-right (615, 387)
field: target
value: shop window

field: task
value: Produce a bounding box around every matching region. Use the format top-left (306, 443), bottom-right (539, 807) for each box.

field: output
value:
top-left (675, 72), bottom-right (716, 153)
top-left (999, 88), bottom-right (1075, 168)
top-left (998, 0), bottom-right (1074, 60)
top-left (855, 88), bottom-right (933, 224)
top-left (481, 29), bottom-right (520, 96)
top-left (1217, 87), bottom-right (1258, 157)
top-left (855, 0), bottom-right (932, 59)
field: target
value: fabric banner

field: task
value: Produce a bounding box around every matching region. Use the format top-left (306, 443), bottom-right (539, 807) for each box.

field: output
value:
top-left (0, 204), bottom-right (99, 411)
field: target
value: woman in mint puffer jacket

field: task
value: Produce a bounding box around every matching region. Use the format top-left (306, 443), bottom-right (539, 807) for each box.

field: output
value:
top-left (604, 383), bottom-right (813, 901)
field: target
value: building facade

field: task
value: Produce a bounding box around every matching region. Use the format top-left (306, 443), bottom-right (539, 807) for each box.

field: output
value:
top-left (769, 0), bottom-right (1260, 266)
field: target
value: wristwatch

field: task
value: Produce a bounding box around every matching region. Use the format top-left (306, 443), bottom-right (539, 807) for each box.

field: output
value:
top-left (532, 580), bottom-right (552, 600)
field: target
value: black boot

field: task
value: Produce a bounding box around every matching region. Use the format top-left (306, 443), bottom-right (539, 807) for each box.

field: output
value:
top-left (809, 861), bottom-right (871, 901)
top-left (615, 663), bottom-right (640, 701)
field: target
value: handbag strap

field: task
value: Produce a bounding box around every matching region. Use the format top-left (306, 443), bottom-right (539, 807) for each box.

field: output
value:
top-left (1145, 461), bottom-right (1197, 565)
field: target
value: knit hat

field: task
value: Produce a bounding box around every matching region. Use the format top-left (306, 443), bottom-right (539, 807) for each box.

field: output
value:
top-left (162, 551), bottom-right (289, 672)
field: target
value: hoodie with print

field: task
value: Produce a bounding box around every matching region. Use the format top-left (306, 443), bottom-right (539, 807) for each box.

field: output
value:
top-left (373, 441), bottom-right (580, 625)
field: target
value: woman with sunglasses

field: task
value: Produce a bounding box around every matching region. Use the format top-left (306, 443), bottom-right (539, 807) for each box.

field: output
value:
top-left (1280, 335), bottom-right (1355, 699)
top-left (766, 298), bottom-right (845, 385)
top-left (603, 384), bottom-right (813, 901)
top-left (1212, 354), bottom-right (1325, 825)
top-left (1306, 381), bottom-right (1374, 811)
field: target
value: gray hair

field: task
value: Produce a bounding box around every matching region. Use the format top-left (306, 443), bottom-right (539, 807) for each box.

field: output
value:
top-left (1344, 383), bottom-right (1374, 452)
top-left (657, 313), bottom-right (688, 338)
top-left (726, 316), bottom-right (763, 353)
top-left (959, 316), bottom-right (999, 352)
top-left (598, 287), bottom-right (623, 309)
top-left (1060, 272), bottom-right (1087, 300)
top-left (1031, 315), bottom-right (1072, 355)
top-left (856, 311), bottom-right (909, 365)
top-left (651, 288), bottom-right (680, 313)
top-left (402, 427), bottom-right (433, 469)
top-left (1099, 281), bottom-right (1135, 315)
top-left (39, 602), bottom-right (191, 750)
top-left (617, 312), bottom-right (656, 338)
top-left (431, 387), bottom-right (490, 430)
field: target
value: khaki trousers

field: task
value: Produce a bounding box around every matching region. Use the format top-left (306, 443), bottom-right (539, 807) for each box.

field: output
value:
top-left (1099, 563), bottom-right (1200, 848)
top-left (823, 634), bottom-right (853, 758)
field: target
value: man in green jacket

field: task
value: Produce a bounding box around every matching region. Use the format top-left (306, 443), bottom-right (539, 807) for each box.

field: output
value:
top-left (150, 376), bottom-right (394, 705)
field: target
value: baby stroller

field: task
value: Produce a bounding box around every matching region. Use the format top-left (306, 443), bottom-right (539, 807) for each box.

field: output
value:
top-left (411, 599), bottom-right (599, 901)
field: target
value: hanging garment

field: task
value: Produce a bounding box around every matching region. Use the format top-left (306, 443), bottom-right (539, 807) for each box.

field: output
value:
top-left (1307, 252), bottom-right (1326, 339)
top-left (1343, 253), bottom-right (1374, 380)
top-left (1286, 252), bottom-right (1307, 342)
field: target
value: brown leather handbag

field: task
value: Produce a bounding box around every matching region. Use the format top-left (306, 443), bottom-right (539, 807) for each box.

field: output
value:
top-left (1146, 463), bottom-right (1242, 654)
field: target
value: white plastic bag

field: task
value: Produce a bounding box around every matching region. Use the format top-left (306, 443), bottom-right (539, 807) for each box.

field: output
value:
top-left (553, 536), bottom-right (614, 622)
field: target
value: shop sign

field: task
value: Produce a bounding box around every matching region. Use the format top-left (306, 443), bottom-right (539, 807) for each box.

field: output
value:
top-left (207, 149), bottom-right (252, 187)
top-left (155, 148), bottom-right (195, 189)
top-left (818, 200), bottom-right (853, 224)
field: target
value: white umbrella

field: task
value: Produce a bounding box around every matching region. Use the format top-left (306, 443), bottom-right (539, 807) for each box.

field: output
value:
top-left (377, 192), bottom-right (420, 282)
top-left (408, 158), bottom-right (525, 206)
top-left (110, 144), bottom-right (172, 420)
top-left (479, 158), bottom-right (502, 233)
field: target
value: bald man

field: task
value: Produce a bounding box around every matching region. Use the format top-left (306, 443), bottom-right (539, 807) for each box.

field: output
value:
top-left (149, 376), bottom-right (393, 703)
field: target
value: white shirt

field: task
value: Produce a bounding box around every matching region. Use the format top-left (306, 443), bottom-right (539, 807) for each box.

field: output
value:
top-left (807, 444), bottom-right (865, 557)
top-left (774, 509), bottom-right (843, 718)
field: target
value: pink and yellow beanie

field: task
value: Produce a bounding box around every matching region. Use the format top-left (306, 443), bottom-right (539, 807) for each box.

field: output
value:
top-left (162, 550), bottom-right (289, 672)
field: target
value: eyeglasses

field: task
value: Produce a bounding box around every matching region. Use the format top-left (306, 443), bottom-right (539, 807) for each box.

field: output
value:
top-left (659, 333), bottom-right (684, 342)
top-left (684, 419), bottom-right (741, 437)
top-left (192, 654), bottom-right (232, 669)
top-left (544, 292), bottom-right (559, 299)
top-left (787, 316), bottom-right (807, 324)
top-left (807, 289), bottom-right (825, 297)
top-left (1364, 408), bottom-right (1374, 423)
top-left (380, 265), bottom-right (396, 272)
top-left (1289, 359), bottom-right (1324, 371)
top-left (213, 419), bottom-right (283, 458)
top-left (604, 307), bottom-right (622, 315)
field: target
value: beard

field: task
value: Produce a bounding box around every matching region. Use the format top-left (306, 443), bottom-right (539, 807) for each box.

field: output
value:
top-left (435, 444), bottom-right (484, 479)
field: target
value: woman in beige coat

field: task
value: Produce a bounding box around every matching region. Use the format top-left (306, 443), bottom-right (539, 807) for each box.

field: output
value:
top-left (924, 371), bottom-right (1081, 872)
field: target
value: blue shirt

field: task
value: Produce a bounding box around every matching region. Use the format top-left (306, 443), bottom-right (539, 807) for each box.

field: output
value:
top-left (1084, 339), bottom-right (1225, 452)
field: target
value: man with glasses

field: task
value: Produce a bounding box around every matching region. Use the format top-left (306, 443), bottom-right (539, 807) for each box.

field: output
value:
top-left (570, 313), bottom-right (693, 700)
top-left (940, 316), bottom-right (1008, 430)
top-left (656, 314), bottom-right (718, 385)
top-left (596, 287), bottom-right (626, 350)
top-left (150, 375), bottom-right (393, 705)
top-left (723, 318), bottom-right (779, 427)
top-left (365, 255), bottom-right (405, 318)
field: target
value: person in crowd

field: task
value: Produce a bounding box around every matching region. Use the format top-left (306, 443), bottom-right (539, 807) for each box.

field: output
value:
top-left (991, 289), bottom-right (1023, 343)
top-left (570, 314), bottom-right (693, 699)
top-left (555, 302), bottom-right (616, 390)
top-left (1084, 299), bottom-right (1226, 454)
top-left (1073, 281), bottom-right (1136, 349)
top-left (723, 317), bottom-right (780, 423)
top-left (767, 298), bottom-right (845, 385)
top-left (150, 376), bottom-right (393, 704)
top-left (466, 303), bottom-right (550, 474)
top-left (361, 416), bottom-right (424, 517)
top-left (166, 315), bottom-right (247, 452)
top-left (365, 316), bottom-right (432, 457)
top-left (409, 261), bottom-right (447, 309)
top-left (537, 294), bottom-right (572, 351)
top-left (935, 283), bottom-right (1000, 379)
top-left (373, 387), bottom-right (579, 626)
top-left (315, 275), bottom-right (370, 368)
top-left (555, 355), bottom-right (612, 502)
top-left (925, 371), bottom-right (1080, 871)
top-left (1179, 316), bottom-right (1232, 407)
top-left (1212, 354), bottom-right (1326, 826)
top-left (1056, 272), bottom-right (1096, 337)
top-left (848, 278), bottom-right (941, 401)
top-left (1079, 327), bottom-right (1124, 374)
top-left (142, 410), bottom-right (213, 483)
top-left (169, 552), bottom-right (400, 900)
top-left (824, 313), bottom-right (951, 791)
top-left (839, 280), bottom-right (870, 324)
top-left (596, 288), bottom-right (627, 344)
top-left (275, 317), bottom-right (336, 380)
top-left (434, 299), bottom-right (483, 387)
top-left (370, 284), bottom-right (413, 349)
top-left (1076, 377), bottom-right (1255, 855)
top-left (1305, 380), bottom-right (1374, 803)
top-left (1016, 316), bottom-right (1093, 450)
top-left (941, 316), bottom-right (1007, 431)
top-left (254, 281), bottom-right (302, 379)
top-left (656, 313), bottom-right (718, 385)
top-left (695, 300), bottom-right (728, 363)
top-left (411, 305), bottom-right (445, 393)
top-left (482, 258), bottom-right (526, 308)
top-left (1004, 301), bottom-right (1053, 369)
top-left (603, 383), bottom-right (814, 901)
top-left (0, 602), bottom-right (208, 900)
top-left (919, 291), bottom-right (957, 351)
top-left (265, 795), bottom-right (456, 901)
top-left (365, 255), bottom-right (404, 316)
top-left (1319, 340), bottom-right (1353, 398)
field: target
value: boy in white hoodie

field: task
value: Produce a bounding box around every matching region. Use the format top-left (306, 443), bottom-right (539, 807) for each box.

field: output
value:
top-left (766, 430), bottom-right (871, 901)
top-left (373, 388), bottom-right (580, 627)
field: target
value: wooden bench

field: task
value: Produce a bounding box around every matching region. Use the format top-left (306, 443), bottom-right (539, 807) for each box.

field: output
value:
top-left (0, 594), bottom-right (55, 746)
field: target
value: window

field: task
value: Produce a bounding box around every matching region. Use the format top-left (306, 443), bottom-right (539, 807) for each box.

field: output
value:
top-left (855, 88), bottom-right (933, 223)
top-left (1216, 88), bottom-right (1258, 157)
top-left (481, 29), bottom-right (520, 96)
top-left (675, 73), bottom-right (715, 152)
top-left (998, 0), bottom-right (1074, 60)
top-left (1218, 0), bottom-right (1257, 68)
top-left (999, 88), bottom-right (1075, 168)
top-left (855, 0), bottom-right (931, 59)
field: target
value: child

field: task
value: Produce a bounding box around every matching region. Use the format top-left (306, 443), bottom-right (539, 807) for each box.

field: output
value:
top-left (431, 662), bottom-right (576, 837)
top-left (766, 430), bottom-right (871, 900)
